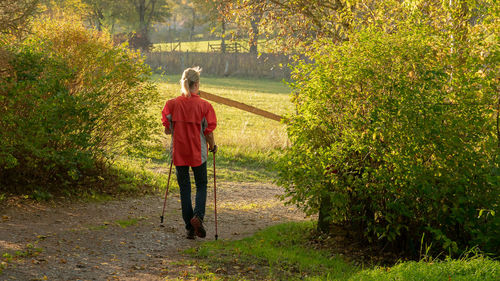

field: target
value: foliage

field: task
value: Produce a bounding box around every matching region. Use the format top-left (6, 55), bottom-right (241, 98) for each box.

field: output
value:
top-left (0, 0), bottom-right (39, 35)
top-left (41, 0), bottom-right (171, 49)
top-left (124, 0), bottom-right (171, 49)
top-left (222, 0), bottom-right (407, 54)
top-left (190, 222), bottom-right (500, 280)
top-left (223, 0), bottom-right (497, 56)
top-left (0, 17), bottom-right (159, 192)
top-left (277, 2), bottom-right (499, 256)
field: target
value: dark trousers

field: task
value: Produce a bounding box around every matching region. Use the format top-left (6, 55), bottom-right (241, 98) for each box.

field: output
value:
top-left (175, 162), bottom-right (207, 230)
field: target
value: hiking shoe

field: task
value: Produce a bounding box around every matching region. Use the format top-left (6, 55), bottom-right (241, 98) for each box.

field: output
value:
top-left (190, 216), bottom-right (206, 238)
top-left (186, 228), bottom-right (195, 240)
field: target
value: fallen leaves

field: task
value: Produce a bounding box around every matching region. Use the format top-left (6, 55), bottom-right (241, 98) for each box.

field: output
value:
top-left (215, 267), bottom-right (226, 274)
top-left (31, 258), bottom-right (46, 265)
top-left (131, 265), bottom-right (145, 270)
top-left (36, 235), bottom-right (48, 240)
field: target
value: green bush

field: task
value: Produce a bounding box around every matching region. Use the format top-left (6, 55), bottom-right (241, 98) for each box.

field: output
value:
top-left (0, 18), bottom-right (159, 192)
top-left (278, 17), bottom-right (499, 255)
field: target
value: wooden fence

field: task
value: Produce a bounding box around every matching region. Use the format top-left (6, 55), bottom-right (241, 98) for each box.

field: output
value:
top-left (145, 51), bottom-right (292, 80)
top-left (207, 42), bottom-right (248, 53)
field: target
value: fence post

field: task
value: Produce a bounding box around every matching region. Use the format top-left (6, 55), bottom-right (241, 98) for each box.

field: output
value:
top-left (180, 52), bottom-right (185, 71)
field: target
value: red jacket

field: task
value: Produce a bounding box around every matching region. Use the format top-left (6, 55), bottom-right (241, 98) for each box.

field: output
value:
top-left (162, 94), bottom-right (217, 167)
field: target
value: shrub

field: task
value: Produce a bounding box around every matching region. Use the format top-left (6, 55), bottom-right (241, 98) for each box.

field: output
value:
top-left (0, 18), bottom-right (159, 192)
top-left (278, 19), bottom-right (499, 255)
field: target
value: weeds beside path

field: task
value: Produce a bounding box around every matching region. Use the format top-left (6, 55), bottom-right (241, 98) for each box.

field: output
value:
top-left (0, 182), bottom-right (306, 280)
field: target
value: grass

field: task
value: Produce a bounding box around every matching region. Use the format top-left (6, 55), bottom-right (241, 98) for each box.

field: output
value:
top-left (152, 39), bottom-right (274, 53)
top-left (115, 218), bottom-right (139, 228)
top-left (349, 258), bottom-right (500, 281)
top-left (190, 222), bottom-right (358, 280)
top-left (187, 222), bottom-right (500, 281)
top-left (1, 244), bottom-right (44, 275)
top-left (153, 73), bottom-right (292, 152)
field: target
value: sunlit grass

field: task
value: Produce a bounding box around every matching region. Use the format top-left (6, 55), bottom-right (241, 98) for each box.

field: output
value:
top-left (349, 257), bottom-right (500, 281)
top-left (152, 39), bottom-right (274, 53)
top-left (154, 73), bottom-right (292, 152)
top-left (188, 222), bottom-right (500, 281)
top-left (190, 222), bottom-right (358, 280)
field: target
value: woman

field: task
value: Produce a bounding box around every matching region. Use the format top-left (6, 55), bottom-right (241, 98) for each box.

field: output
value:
top-left (161, 67), bottom-right (217, 239)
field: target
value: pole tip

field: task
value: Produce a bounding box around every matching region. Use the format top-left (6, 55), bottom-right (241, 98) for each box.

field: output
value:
top-left (160, 216), bottom-right (164, 224)
top-left (215, 234), bottom-right (218, 240)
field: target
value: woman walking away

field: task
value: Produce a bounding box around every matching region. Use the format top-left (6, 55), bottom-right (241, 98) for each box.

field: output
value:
top-left (161, 67), bottom-right (217, 239)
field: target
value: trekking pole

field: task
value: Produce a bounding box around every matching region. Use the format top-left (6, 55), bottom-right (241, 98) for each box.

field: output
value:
top-left (213, 149), bottom-right (218, 240)
top-left (160, 159), bottom-right (173, 225)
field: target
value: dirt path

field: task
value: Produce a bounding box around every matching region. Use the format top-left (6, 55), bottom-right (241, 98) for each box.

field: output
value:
top-left (0, 182), bottom-right (306, 280)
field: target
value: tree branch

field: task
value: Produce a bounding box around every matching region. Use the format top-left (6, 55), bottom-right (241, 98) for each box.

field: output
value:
top-left (145, 0), bottom-right (157, 28)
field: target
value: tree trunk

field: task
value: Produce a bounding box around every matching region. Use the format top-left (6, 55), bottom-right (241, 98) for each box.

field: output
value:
top-left (135, 0), bottom-right (150, 50)
top-left (317, 194), bottom-right (332, 233)
top-left (249, 17), bottom-right (259, 54)
top-left (190, 8), bottom-right (195, 41)
top-left (170, 14), bottom-right (176, 42)
top-left (138, 0), bottom-right (145, 30)
top-left (221, 19), bottom-right (226, 53)
top-left (94, 7), bottom-right (104, 31)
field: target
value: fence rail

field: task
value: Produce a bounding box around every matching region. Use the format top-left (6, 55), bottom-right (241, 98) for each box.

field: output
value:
top-left (154, 41), bottom-right (181, 52)
top-left (207, 42), bottom-right (248, 53)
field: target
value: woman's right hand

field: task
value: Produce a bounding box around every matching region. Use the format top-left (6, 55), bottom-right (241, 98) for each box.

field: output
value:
top-left (209, 145), bottom-right (218, 154)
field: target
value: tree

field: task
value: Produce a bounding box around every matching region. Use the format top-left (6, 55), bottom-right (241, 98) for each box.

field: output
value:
top-left (126, 0), bottom-right (170, 50)
top-left (40, 0), bottom-right (170, 50)
top-left (192, 0), bottom-right (231, 51)
top-left (0, 0), bottom-right (39, 35)
top-left (276, 0), bottom-right (499, 255)
top-left (247, 2), bottom-right (263, 54)
top-left (223, 0), bottom-right (445, 54)
top-left (221, 0), bottom-right (349, 53)
top-left (81, 0), bottom-right (126, 32)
